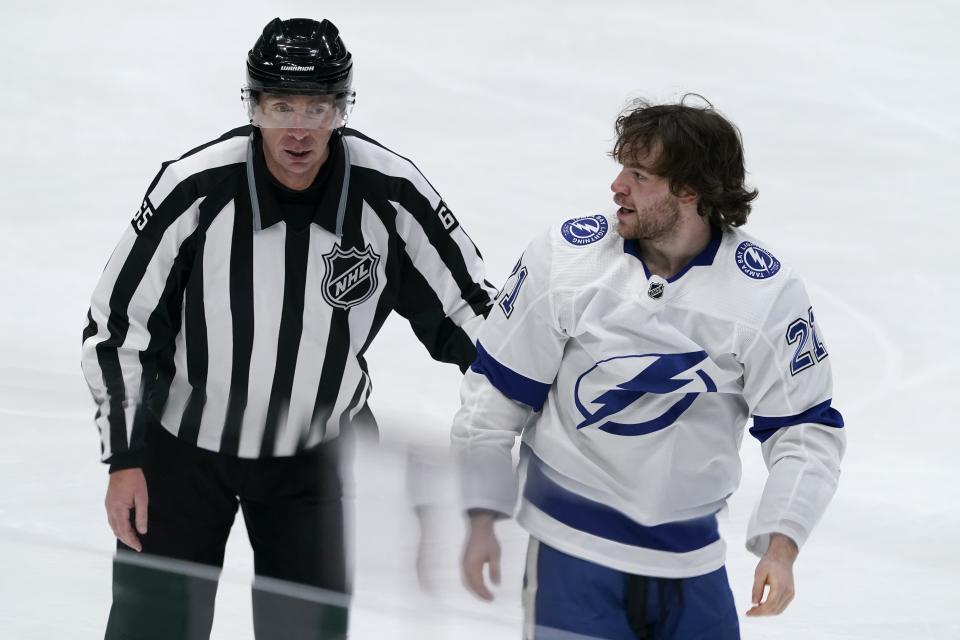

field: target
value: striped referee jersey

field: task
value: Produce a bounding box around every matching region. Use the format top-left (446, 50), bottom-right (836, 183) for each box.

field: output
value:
top-left (82, 125), bottom-right (496, 467)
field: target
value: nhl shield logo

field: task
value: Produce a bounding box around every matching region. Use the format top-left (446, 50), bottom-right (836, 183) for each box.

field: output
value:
top-left (322, 244), bottom-right (381, 310)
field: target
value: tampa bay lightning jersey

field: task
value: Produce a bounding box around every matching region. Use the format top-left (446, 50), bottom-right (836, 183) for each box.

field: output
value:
top-left (452, 214), bottom-right (846, 578)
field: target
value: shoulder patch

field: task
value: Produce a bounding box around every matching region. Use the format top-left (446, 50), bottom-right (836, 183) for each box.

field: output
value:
top-left (561, 215), bottom-right (608, 246)
top-left (131, 197), bottom-right (157, 235)
top-left (435, 200), bottom-right (459, 232)
top-left (735, 241), bottom-right (781, 280)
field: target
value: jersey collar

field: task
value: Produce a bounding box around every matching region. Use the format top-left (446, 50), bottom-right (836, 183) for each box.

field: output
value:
top-left (247, 130), bottom-right (348, 236)
top-left (623, 225), bottom-right (723, 283)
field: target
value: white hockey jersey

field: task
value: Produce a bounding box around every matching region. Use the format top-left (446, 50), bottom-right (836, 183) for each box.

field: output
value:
top-left (452, 214), bottom-right (846, 578)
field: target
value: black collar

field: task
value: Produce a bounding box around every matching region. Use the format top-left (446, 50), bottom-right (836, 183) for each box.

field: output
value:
top-left (249, 129), bottom-right (346, 234)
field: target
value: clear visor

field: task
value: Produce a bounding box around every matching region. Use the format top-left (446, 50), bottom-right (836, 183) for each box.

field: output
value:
top-left (241, 89), bottom-right (355, 130)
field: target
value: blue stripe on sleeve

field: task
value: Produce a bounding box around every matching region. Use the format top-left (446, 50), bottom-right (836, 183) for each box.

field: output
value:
top-left (470, 341), bottom-right (552, 411)
top-left (750, 398), bottom-right (845, 443)
top-left (522, 447), bottom-right (720, 553)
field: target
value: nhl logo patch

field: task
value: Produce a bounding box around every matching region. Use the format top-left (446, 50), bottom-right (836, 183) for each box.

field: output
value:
top-left (735, 241), bottom-right (781, 280)
top-left (561, 215), bottom-right (608, 246)
top-left (322, 244), bottom-right (381, 310)
top-left (647, 281), bottom-right (665, 299)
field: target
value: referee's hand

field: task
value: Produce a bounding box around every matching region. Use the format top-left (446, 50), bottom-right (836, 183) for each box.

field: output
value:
top-left (105, 468), bottom-right (149, 552)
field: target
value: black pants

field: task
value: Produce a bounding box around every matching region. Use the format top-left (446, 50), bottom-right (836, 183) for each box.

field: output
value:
top-left (105, 422), bottom-right (348, 640)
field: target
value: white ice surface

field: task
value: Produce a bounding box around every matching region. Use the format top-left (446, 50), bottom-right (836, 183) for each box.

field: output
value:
top-left (1, 1), bottom-right (959, 638)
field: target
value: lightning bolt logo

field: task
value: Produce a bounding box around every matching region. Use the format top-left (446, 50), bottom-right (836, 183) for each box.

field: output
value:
top-left (570, 220), bottom-right (600, 235)
top-left (574, 351), bottom-right (716, 436)
top-left (735, 241), bottom-right (781, 280)
top-left (744, 247), bottom-right (771, 271)
top-left (561, 215), bottom-right (609, 246)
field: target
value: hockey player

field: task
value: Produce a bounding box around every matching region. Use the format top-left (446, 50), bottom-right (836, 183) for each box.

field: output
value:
top-left (81, 17), bottom-right (494, 640)
top-left (454, 96), bottom-right (846, 639)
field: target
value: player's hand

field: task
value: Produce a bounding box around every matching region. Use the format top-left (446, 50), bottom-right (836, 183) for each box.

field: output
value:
top-left (105, 468), bottom-right (149, 552)
top-left (746, 533), bottom-right (798, 617)
top-left (461, 510), bottom-right (502, 601)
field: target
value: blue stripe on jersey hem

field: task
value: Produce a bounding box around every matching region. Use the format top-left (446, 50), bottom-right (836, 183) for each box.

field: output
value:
top-left (750, 398), bottom-right (845, 443)
top-left (522, 449), bottom-right (720, 553)
top-left (471, 342), bottom-right (551, 411)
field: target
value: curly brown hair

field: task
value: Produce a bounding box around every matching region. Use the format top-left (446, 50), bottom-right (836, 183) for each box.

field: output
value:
top-left (611, 94), bottom-right (758, 228)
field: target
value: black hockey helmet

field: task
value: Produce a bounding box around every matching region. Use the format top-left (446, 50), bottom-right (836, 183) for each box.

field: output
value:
top-left (245, 18), bottom-right (354, 97)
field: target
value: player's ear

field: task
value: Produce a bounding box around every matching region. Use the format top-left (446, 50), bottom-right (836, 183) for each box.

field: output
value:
top-left (676, 185), bottom-right (698, 206)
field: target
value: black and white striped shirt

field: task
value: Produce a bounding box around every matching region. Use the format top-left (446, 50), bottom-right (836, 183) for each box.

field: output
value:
top-left (82, 125), bottom-right (496, 467)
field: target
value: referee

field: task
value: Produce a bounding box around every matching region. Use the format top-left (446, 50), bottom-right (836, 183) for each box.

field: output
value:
top-left (81, 17), bottom-right (495, 640)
